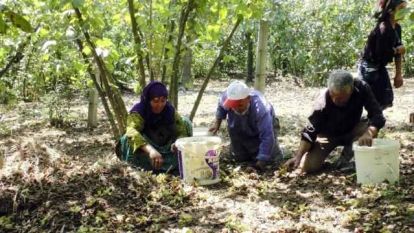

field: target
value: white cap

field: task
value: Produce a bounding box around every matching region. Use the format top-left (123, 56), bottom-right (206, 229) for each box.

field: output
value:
top-left (223, 80), bottom-right (250, 108)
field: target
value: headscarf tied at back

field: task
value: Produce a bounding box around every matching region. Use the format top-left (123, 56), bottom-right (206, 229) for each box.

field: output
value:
top-left (375, 0), bottom-right (406, 20)
top-left (129, 81), bottom-right (175, 127)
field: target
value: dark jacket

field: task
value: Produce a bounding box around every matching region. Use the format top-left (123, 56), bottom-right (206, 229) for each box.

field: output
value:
top-left (362, 21), bottom-right (402, 67)
top-left (302, 79), bottom-right (386, 143)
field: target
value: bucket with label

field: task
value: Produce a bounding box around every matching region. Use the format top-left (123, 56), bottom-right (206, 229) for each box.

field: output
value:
top-left (175, 136), bottom-right (222, 185)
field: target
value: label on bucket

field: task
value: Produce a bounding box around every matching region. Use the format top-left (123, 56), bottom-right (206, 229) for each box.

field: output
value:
top-left (205, 150), bottom-right (219, 179)
top-left (178, 150), bottom-right (184, 179)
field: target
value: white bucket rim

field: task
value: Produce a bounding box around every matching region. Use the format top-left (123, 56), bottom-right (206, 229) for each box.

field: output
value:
top-left (353, 138), bottom-right (399, 151)
top-left (176, 136), bottom-right (222, 146)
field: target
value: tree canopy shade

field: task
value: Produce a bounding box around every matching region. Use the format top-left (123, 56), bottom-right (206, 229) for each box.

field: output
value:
top-left (1, 0), bottom-right (414, 136)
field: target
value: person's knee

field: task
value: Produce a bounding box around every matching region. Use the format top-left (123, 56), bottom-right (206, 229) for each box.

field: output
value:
top-left (300, 153), bottom-right (324, 173)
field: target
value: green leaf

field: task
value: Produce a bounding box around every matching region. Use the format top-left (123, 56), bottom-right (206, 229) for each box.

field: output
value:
top-left (395, 7), bottom-right (409, 21)
top-left (82, 46), bottom-right (91, 55)
top-left (72, 0), bottom-right (84, 8)
top-left (38, 28), bottom-right (49, 37)
top-left (219, 8), bottom-right (228, 20)
top-left (5, 10), bottom-right (33, 32)
top-left (96, 38), bottom-right (113, 48)
top-left (410, 12), bottom-right (414, 21)
top-left (0, 14), bottom-right (7, 34)
top-left (178, 213), bottom-right (193, 227)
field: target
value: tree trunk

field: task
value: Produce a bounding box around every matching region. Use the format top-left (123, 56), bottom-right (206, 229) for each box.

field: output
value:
top-left (181, 46), bottom-right (193, 89)
top-left (74, 7), bottom-right (127, 135)
top-left (189, 17), bottom-right (243, 121)
top-left (0, 44), bottom-right (27, 78)
top-left (246, 30), bottom-right (254, 83)
top-left (254, 20), bottom-right (269, 93)
top-left (75, 38), bottom-right (120, 138)
top-left (88, 88), bottom-right (98, 128)
top-left (23, 48), bottom-right (33, 100)
top-left (147, 0), bottom-right (154, 81)
top-left (169, 0), bottom-right (196, 108)
top-left (127, 0), bottom-right (147, 88)
top-left (161, 20), bottom-right (175, 84)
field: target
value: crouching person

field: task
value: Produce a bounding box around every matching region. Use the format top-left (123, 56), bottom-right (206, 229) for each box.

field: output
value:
top-left (285, 70), bottom-right (386, 173)
top-left (116, 81), bottom-right (192, 174)
top-left (209, 80), bottom-right (284, 171)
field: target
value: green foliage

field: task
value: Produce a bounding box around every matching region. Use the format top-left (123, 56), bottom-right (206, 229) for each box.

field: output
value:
top-left (224, 214), bottom-right (249, 232)
top-left (400, 3), bottom-right (414, 75)
top-left (42, 85), bottom-right (74, 127)
top-left (0, 82), bottom-right (16, 105)
top-left (0, 6), bottom-right (33, 34)
top-left (269, 0), bottom-right (373, 84)
top-left (268, 0), bottom-right (414, 84)
top-left (0, 216), bottom-right (14, 230)
top-left (2, 0), bottom-right (413, 108)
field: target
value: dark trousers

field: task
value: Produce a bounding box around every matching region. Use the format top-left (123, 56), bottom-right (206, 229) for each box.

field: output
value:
top-left (301, 120), bottom-right (368, 173)
top-left (230, 117), bottom-right (283, 163)
top-left (359, 61), bottom-right (393, 109)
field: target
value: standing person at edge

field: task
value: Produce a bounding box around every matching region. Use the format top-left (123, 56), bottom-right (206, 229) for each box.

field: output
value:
top-left (115, 81), bottom-right (192, 174)
top-left (359, 0), bottom-right (407, 110)
top-left (209, 80), bottom-right (284, 171)
top-left (285, 70), bottom-right (386, 173)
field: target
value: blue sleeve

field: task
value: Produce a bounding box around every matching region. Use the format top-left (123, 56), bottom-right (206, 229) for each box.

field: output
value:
top-left (256, 107), bottom-right (275, 161)
top-left (216, 93), bottom-right (228, 120)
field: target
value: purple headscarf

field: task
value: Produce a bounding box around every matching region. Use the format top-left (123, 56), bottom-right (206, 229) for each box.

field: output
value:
top-left (130, 81), bottom-right (175, 127)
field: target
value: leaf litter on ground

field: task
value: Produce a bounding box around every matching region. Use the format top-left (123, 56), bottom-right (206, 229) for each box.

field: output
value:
top-left (0, 78), bottom-right (414, 232)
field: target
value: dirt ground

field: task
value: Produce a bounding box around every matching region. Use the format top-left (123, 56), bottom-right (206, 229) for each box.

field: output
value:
top-left (0, 77), bottom-right (413, 232)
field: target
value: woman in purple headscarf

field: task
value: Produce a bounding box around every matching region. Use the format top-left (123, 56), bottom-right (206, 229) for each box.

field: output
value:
top-left (116, 81), bottom-right (192, 173)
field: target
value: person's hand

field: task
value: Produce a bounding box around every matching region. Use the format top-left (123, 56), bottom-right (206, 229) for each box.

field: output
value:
top-left (208, 121), bottom-right (221, 135)
top-left (394, 73), bottom-right (403, 88)
top-left (284, 157), bottom-right (301, 172)
top-left (254, 160), bottom-right (267, 171)
top-left (148, 148), bottom-right (163, 170)
top-left (170, 143), bottom-right (177, 153)
top-left (395, 45), bottom-right (405, 55)
top-left (358, 131), bottom-right (373, 146)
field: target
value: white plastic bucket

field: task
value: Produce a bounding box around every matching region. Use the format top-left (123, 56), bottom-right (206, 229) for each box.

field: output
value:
top-left (175, 136), bottom-right (222, 185)
top-left (353, 139), bottom-right (400, 184)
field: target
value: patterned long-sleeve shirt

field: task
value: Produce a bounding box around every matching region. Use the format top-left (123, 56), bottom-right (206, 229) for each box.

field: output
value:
top-left (125, 111), bottom-right (188, 152)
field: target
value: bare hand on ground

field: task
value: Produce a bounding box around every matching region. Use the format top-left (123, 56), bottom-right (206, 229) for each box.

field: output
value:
top-left (209, 122), bottom-right (220, 135)
top-left (284, 157), bottom-right (300, 171)
top-left (149, 149), bottom-right (163, 170)
top-left (254, 160), bottom-right (266, 171)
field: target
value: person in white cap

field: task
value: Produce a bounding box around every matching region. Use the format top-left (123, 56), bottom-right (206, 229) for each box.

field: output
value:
top-left (209, 80), bottom-right (283, 170)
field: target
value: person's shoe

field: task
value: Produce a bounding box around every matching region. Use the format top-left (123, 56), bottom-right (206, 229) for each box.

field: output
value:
top-left (339, 161), bottom-right (355, 173)
top-left (333, 145), bottom-right (354, 169)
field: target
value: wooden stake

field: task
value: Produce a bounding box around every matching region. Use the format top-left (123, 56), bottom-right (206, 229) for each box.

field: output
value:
top-left (88, 88), bottom-right (98, 128)
top-left (254, 20), bottom-right (269, 93)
